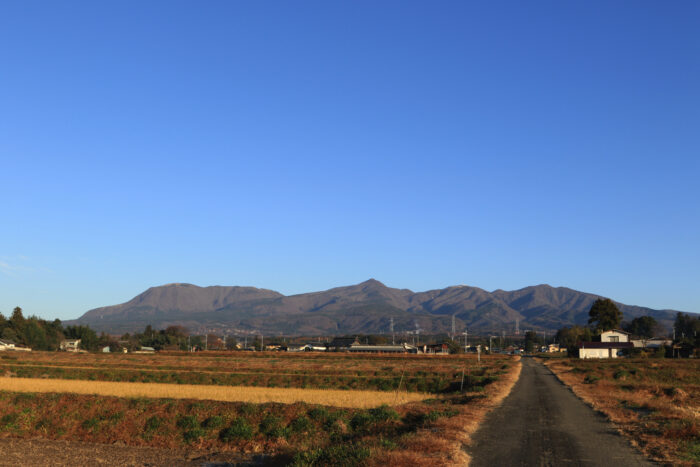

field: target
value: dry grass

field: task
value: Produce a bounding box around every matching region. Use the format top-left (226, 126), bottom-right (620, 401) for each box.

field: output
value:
top-left (544, 358), bottom-right (699, 466)
top-left (0, 376), bottom-right (426, 408)
top-left (370, 356), bottom-right (523, 466)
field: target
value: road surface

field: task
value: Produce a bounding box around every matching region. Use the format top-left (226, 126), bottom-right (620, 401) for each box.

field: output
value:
top-left (468, 357), bottom-right (654, 466)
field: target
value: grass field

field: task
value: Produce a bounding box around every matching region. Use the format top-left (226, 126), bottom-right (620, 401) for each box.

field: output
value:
top-left (544, 358), bottom-right (699, 466)
top-left (0, 351), bottom-right (520, 465)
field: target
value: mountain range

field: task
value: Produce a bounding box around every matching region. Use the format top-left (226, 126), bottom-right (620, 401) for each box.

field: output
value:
top-left (68, 279), bottom-right (685, 336)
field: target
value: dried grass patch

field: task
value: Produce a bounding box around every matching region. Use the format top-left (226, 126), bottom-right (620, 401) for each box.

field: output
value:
top-left (0, 377), bottom-right (426, 408)
top-left (544, 358), bottom-right (700, 466)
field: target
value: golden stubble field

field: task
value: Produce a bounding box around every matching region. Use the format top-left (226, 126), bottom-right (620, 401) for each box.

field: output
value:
top-left (0, 376), bottom-right (426, 408)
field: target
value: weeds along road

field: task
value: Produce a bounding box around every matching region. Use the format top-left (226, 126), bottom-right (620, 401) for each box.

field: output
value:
top-left (467, 357), bottom-right (655, 467)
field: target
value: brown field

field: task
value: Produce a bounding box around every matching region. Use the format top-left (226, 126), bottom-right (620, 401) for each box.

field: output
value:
top-left (0, 351), bottom-right (522, 465)
top-left (544, 358), bottom-right (700, 466)
top-left (0, 376), bottom-right (426, 408)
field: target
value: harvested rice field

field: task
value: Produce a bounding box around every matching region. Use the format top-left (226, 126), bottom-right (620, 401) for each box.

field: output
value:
top-left (0, 351), bottom-right (521, 465)
top-left (0, 376), bottom-right (426, 407)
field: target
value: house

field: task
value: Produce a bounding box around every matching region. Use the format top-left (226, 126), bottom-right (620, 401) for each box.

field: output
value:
top-left (0, 339), bottom-right (16, 351)
top-left (133, 346), bottom-right (155, 354)
top-left (425, 343), bottom-right (449, 354)
top-left (600, 329), bottom-right (630, 343)
top-left (60, 339), bottom-right (81, 352)
top-left (547, 343), bottom-right (566, 353)
top-left (327, 337), bottom-right (359, 351)
top-left (287, 344), bottom-right (326, 352)
top-left (578, 329), bottom-right (633, 359)
top-left (631, 337), bottom-right (672, 349)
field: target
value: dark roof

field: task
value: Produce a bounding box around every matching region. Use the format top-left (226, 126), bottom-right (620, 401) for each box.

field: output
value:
top-left (328, 337), bottom-right (358, 348)
top-left (0, 339), bottom-right (16, 345)
top-left (580, 342), bottom-right (634, 349)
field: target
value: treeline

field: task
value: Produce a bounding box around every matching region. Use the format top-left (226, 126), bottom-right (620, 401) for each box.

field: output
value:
top-left (0, 307), bottom-right (193, 352)
top-left (0, 307), bottom-right (65, 351)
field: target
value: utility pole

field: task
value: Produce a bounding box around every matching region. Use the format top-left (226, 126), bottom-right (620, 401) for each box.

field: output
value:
top-left (390, 317), bottom-right (395, 345)
top-left (205, 334), bottom-right (208, 351)
top-left (451, 315), bottom-right (456, 340)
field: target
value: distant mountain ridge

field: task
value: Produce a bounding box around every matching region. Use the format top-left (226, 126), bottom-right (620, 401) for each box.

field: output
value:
top-left (69, 279), bottom-right (685, 335)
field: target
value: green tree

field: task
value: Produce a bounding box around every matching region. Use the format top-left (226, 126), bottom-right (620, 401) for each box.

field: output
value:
top-left (523, 331), bottom-right (543, 352)
top-left (588, 298), bottom-right (623, 333)
top-left (445, 338), bottom-right (462, 354)
top-left (225, 335), bottom-right (238, 350)
top-left (674, 312), bottom-right (700, 347)
top-left (556, 325), bottom-right (592, 351)
top-left (64, 325), bottom-right (99, 351)
top-left (624, 316), bottom-right (659, 339)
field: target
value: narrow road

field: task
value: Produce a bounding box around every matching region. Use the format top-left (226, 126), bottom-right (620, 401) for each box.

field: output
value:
top-left (468, 358), bottom-right (654, 466)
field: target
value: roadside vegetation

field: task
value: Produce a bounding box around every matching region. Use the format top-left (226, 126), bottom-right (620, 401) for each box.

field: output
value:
top-left (544, 358), bottom-right (700, 466)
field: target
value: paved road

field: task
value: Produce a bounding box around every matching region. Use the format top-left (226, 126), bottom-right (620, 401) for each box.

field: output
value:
top-left (468, 358), bottom-right (655, 467)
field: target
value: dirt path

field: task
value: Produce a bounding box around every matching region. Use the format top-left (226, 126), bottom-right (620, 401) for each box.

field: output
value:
top-left (0, 438), bottom-right (263, 466)
top-left (467, 358), bottom-right (655, 466)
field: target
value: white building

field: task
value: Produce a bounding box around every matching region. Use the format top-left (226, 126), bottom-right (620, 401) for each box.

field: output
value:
top-left (600, 329), bottom-right (630, 343)
top-left (578, 329), bottom-right (633, 359)
top-left (0, 339), bottom-right (16, 351)
top-left (60, 339), bottom-right (81, 352)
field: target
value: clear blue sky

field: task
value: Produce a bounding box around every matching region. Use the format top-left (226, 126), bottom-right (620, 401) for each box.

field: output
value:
top-left (1, 1), bottom-right (698, 321)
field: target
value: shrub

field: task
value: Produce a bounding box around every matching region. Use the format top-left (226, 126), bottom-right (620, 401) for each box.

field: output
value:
top-left (144, 416), bottom-right (162, 433)
top-left (291, 444), bottom-right (370, 466)
top-left (290, 415), bottom-right (313, 434)
top-left (307, 407), bottom-right (329, 422)
top-left (349, 411), bottom-right (373, 433)
top-left (183, 428), bottom-right (206, 443)
top-left (176, 415), bottom-right (199, 430)
top-left (81, 418), bottom-right (100, 432)
top-left (584, 375), bottom-right (600, 384)
top-left (219, 417), bottom-right (253, 441)
top-left (202, 416), bottom-right (224, 429)
top-left (259, 414), bottom-right (289, 438)
top-left (369, 405), bottom-right (399, 423)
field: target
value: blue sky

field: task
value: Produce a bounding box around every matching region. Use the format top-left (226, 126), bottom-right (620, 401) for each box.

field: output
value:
top-left (1, 1), bottom-right (698, 321)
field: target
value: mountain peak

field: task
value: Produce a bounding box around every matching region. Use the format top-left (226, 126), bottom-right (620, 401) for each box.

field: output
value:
top-left (360, 278), bottom-right (385, 287)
